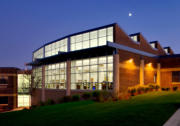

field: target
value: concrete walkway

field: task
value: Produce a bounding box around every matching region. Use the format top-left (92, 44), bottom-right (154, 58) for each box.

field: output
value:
top-left (163, 109), bottom-right (180, 126)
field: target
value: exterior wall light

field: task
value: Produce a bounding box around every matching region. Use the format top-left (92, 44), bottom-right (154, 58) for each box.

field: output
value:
top-left (147, 63), bottom-right (152, 67)
top-left (127, 58), bottom-right (133, 63)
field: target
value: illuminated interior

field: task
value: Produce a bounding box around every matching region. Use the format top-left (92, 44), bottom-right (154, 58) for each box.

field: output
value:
top-left (71, 56), bottom-right (113, 90)
top-left (18, 74), bottom-right (31, 107)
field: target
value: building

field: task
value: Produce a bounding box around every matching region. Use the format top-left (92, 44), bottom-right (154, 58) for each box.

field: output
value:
top-left (0, 67), bottom-right (31, 112)
top-left (28, 23), bottom-right (180, 105)
top-left (0, 67), bottom-right (19, 111)
top-left (17, 70), bottom-right (31, 107)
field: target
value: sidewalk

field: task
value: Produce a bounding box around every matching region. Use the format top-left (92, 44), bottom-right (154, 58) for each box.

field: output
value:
top-left (163, 109), bottom-right (180, 126)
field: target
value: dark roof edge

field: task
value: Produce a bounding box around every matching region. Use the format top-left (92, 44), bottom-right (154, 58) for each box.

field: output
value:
top-left (0, 67), bottom-right (20, 70)
top-left (149, 41), bottom-right (158, 44)
top-left (129, 32), bottom-right (141, 36)
top-left (158, 53), bottom-right (180, 58)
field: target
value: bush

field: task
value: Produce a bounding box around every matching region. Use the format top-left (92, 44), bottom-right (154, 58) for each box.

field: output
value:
top-left (137, 87), bottom-right (144, 94)
top-left (173, 86), bottom-right (178, 91)
top-left (92, 90), bottom-right (101, 101)
top-left (161, 87), bottom-right (170, 91)
top-left (39, 101), bottom-right (45, 106)
top-left (119, 93), bottom-right (131, 100)
top-left (144, 87), bottom-right (150, 93)
top-left (30, 105), bottom-right (37, 109)
top-left (45, 99), bottom-right (55, 105)
top-left (148, 83), bottom-right (160, 91)
top-left (61, 96), bottom-right (72, 102)
top-left (82, 92), bottom-right (91, 100)
top-left (72, 94), bottom-right (80, 101)
top-left (155, 85), bottom-right (160, 90)
top-left (128, 88), bottom-right (136, 96)
top-left (92, 90), bottom-right (112, 102)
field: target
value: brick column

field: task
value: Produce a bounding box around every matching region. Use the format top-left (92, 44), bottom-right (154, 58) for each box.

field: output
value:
top-left (41, 65), bottom-right (45, 102)
top-left (140, 59), bottom-right (144, 85)
top-left (66, 60), bottom-right (71, 96)
top-left (157, 63), bottom-right (161, 86)
top-left (113, 54), bottom-right (119, 98)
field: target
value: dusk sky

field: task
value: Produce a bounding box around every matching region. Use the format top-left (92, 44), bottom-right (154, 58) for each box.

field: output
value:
top-left (0, 0), bottom-right (179, 69)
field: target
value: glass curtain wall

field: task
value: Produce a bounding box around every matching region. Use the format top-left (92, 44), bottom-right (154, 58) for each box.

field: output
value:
top-left (70, 27), bottom-right (113, 51)
top-left (71, 55), bottom-right (113, 90)
top-left (33, 48), bottom-right (44, 61)
top-left (18, 74), bottom-right (31, 94)
top-left (45, 38), bottom-right (68, 57)
top-left (45, 62), bottom-right (66, 89)
top-left (32, 67), bottom-right (42, 88)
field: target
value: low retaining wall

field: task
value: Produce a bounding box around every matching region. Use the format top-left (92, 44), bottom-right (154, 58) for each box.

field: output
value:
top-left (31, 89), bottom-right (93, 105)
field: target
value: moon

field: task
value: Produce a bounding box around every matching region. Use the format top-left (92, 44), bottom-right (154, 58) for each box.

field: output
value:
top-left (128, 12), bottom-right (132, 17)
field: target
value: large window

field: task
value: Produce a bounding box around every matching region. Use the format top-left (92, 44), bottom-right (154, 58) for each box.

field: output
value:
top-left (70, 27), bottom-right (113, 51)
top-left (33, 47), bottom-right (44, 61)
top-left (18, 95), bottom-right (31, 107)
top-left (172, 71), bottom-right (180, 82)
top-left (32, 67), bottom-right (42, 88)
top-left (0, 97), bottom-right (8, 104)
top-left (45, 62), bottom-right (66, 89)
top-left (71, 56), bottom-right (113, 90)
top-left (130, 35), bottom-right (139, 42)
top-left (0, 77), bottom-right (8, 84)
top-left (18, 74), bottom-right (31, 94)
top-left (45, 38), bottom-right (68, 57)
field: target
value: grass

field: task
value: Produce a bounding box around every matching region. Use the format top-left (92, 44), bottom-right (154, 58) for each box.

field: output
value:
top-left (1, 91), bottom-right (180, 126)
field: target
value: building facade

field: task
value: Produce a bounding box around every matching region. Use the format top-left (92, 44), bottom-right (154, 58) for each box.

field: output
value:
top-left (29, 23), bottom-right (180, 105)
top-left (0, 68), bottom-right (19, 111)
top-left (0, 68), bottom-right (31, 112)
top-left (17, 70), bottom-right (31, 107)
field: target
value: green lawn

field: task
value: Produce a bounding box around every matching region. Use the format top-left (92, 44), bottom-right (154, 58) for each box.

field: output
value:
top-left (1, 92), bottom-right (180, 126)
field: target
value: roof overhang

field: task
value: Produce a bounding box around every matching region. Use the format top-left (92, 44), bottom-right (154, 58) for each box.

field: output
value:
top-left (28, 45), bottom-right (115, 66)
top-left (28, 42), bottom-right (158, 66)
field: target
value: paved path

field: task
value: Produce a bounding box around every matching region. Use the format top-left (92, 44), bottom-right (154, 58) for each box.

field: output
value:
top-left (163, 109), bottom-right (180, 126)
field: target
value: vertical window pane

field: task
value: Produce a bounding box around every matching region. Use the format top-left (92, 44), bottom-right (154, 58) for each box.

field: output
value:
top-left (107, 27), bottom-right (113, 36)
top-left (99, 37), bottom-right (106, 46)
top-left (99, 28), bottom-right (106, 37)
top-left (107, 36), bottom-right (113, 42)
top-left (83, 33), bottom-right (89, 41)
top-left (83, 40), bottom-right (89, 49)
top-left (90, 39), bottom-right (98, 47)
top-left (90, 31), bottom-right (98, 39)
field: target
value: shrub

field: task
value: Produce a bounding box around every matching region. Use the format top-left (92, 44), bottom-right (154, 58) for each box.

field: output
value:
top-left (137, 87), bottom-right (144, 94)
top-left (155, 85), bottom-right (160, 90)
top-left (39, 101), bottom-right (45, 106)
top-left (128, 88), bottom-right (136, 96)
top-left (144, 87), bottom-right (150, 93)
top-left (92, 90), bottom-right (112, 102)
top-left (82, 92), bottom-right (91, 100)
top-left (30, 105), bottom-right (37, 109)
top-left (101, 91), bottom-right (112, 101)
top-left (92, 90), bottom-right (101, 101)
top-left (173, 86), bottom-right (178, 91)
top-left (72, 94), bottom-right (80, 101)
top-left (166, 88), bottom-right (170, 91)
top-left (161, 87), bottom-right (170, 91)
top-left (147, 83), bottom-right (160, 91)
top-left (62, 96), bottom-right (72, 102)
top-left (45, 99), bottom-right (55, 105)
top-left (119, 93), bottom-right (131, 100)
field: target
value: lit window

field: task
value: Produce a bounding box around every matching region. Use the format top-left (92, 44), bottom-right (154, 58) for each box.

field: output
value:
top-left (90, 31), bottom-right (98, 39)
top-left (99, 37), bottom-right (106, 46)
top-left (99, 28), bottom-right (106, 37)
top-left (90, 39), bottom-right (98, 47)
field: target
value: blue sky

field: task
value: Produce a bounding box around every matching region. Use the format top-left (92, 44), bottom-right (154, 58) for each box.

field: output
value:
top-left (0, 0), bottom-right (179, 68)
